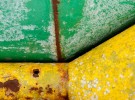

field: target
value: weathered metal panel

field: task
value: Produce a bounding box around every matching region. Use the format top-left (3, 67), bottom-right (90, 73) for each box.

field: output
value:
top-left (0, 26), bottom-right (135, 99)
top-left (0, 0), bottom-right (135, 61)
top-left (0, 0), bottom-right (57, 62)
top-left (0, 63), bottom-right (68, 99)
top-left (59, 0), bottom-right (135, 60)
top-left (68, 25), bottom-right (135, 100)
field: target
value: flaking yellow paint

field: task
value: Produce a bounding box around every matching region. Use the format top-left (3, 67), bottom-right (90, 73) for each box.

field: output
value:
top-left (0, 63), bottom-right (68, 99)
top-left (68, 25), bottom-right (135, 100)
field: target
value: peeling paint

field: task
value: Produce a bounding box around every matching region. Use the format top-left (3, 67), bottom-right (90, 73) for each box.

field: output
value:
top-left (0, 0), bottom-right (135, 61)
top-left (0, 63), bottom-right (68, 99)
top-left (0, 0), bottom-right (57, 61)
top-left (60, 0), bottom-right (135, 59)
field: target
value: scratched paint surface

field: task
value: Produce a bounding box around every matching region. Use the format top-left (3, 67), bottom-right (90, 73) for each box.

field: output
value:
top-left (0, 0), bottom-right (57, 61)
top-left (68, 25), bottom-right (135, 100)
top-left (59, 0), bottom-right (135, 60)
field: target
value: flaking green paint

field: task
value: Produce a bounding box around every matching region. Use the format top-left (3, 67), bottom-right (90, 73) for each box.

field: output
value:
top-left (0, 0), bottom-right (135, 62)
top-left (59, 0), bottom-right (135, 60)
top-left (0, 0), bottom-right (57, 62)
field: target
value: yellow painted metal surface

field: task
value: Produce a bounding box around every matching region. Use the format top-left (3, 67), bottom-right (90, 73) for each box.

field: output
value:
top-left (0, 25), bottom-right (135, 99)
top-left (68, 25), bottom-right (135, 100)
top-left (0, 63), bottom-right (68, 99)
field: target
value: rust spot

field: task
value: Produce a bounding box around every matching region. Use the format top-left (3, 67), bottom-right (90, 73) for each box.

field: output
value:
top-left (30, 87), bottom-right (38, 91)
top-left (52, 0), bottom-right (63, 61)
top-left (33, 69), bottom-right (40, 78)
top-left (42, 98), bottom-right (48, 100)
top-left (30, 87), bottom-right (43, 94)
top-left (57, 67), bottom-right (68, 100)
top-left (58, 67), bottom-right (68, 82)
top-left (63, 70), bottom-right (69, 81)
top-left (46, 85), bottom-right (53, 94)
top-left (25, 97), bottom-right (32, 100)
top-left (8, 93), bottom-right (14, 97)
top-left (4, 79), bottom-right (20, 92)
top-left (38, 87), bottom-right (43, 94)
top-left (58, 93), bottom-right (69, 100)
top-left (0, 82), bottom-right (3, 88)
top-left (47, 88), bottom-right (52, 94)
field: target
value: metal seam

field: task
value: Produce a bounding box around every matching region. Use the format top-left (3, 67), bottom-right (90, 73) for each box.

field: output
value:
top-left (51, 0), bottom-right (63, 61)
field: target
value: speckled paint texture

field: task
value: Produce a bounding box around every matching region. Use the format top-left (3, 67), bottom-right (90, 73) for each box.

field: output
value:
top-left (0, 0), bottom-right (57, 61)
top-left (0, 26), bottom-right (135, 99)
top-left (0, 0), bottom-right (135, 61)
top-left (59, 0), bottom-right (135, 60)
top-left (0, 63), bottom-right (68, 99)
top-left (68, 25), bottom-right (135, 100)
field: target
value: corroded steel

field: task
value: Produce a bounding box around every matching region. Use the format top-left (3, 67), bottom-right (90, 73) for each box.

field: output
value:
top-left (0, 63), bottom-right (68, 99)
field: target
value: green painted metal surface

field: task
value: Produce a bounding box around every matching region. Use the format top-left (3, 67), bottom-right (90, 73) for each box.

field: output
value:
top-left (59, 0), bottom-right (135, 60)
top-left (0, 0), bottom-right (57, 62)
top-left (0, 0), bottom-right (135, 62)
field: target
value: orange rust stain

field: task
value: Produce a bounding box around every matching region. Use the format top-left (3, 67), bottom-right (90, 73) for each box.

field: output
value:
top-left (0, 79), bottom-right (20, 92)
top-left (29, 87), bottom-right (43, 95)
top-left (46, 85), bottom-right (53, 94)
